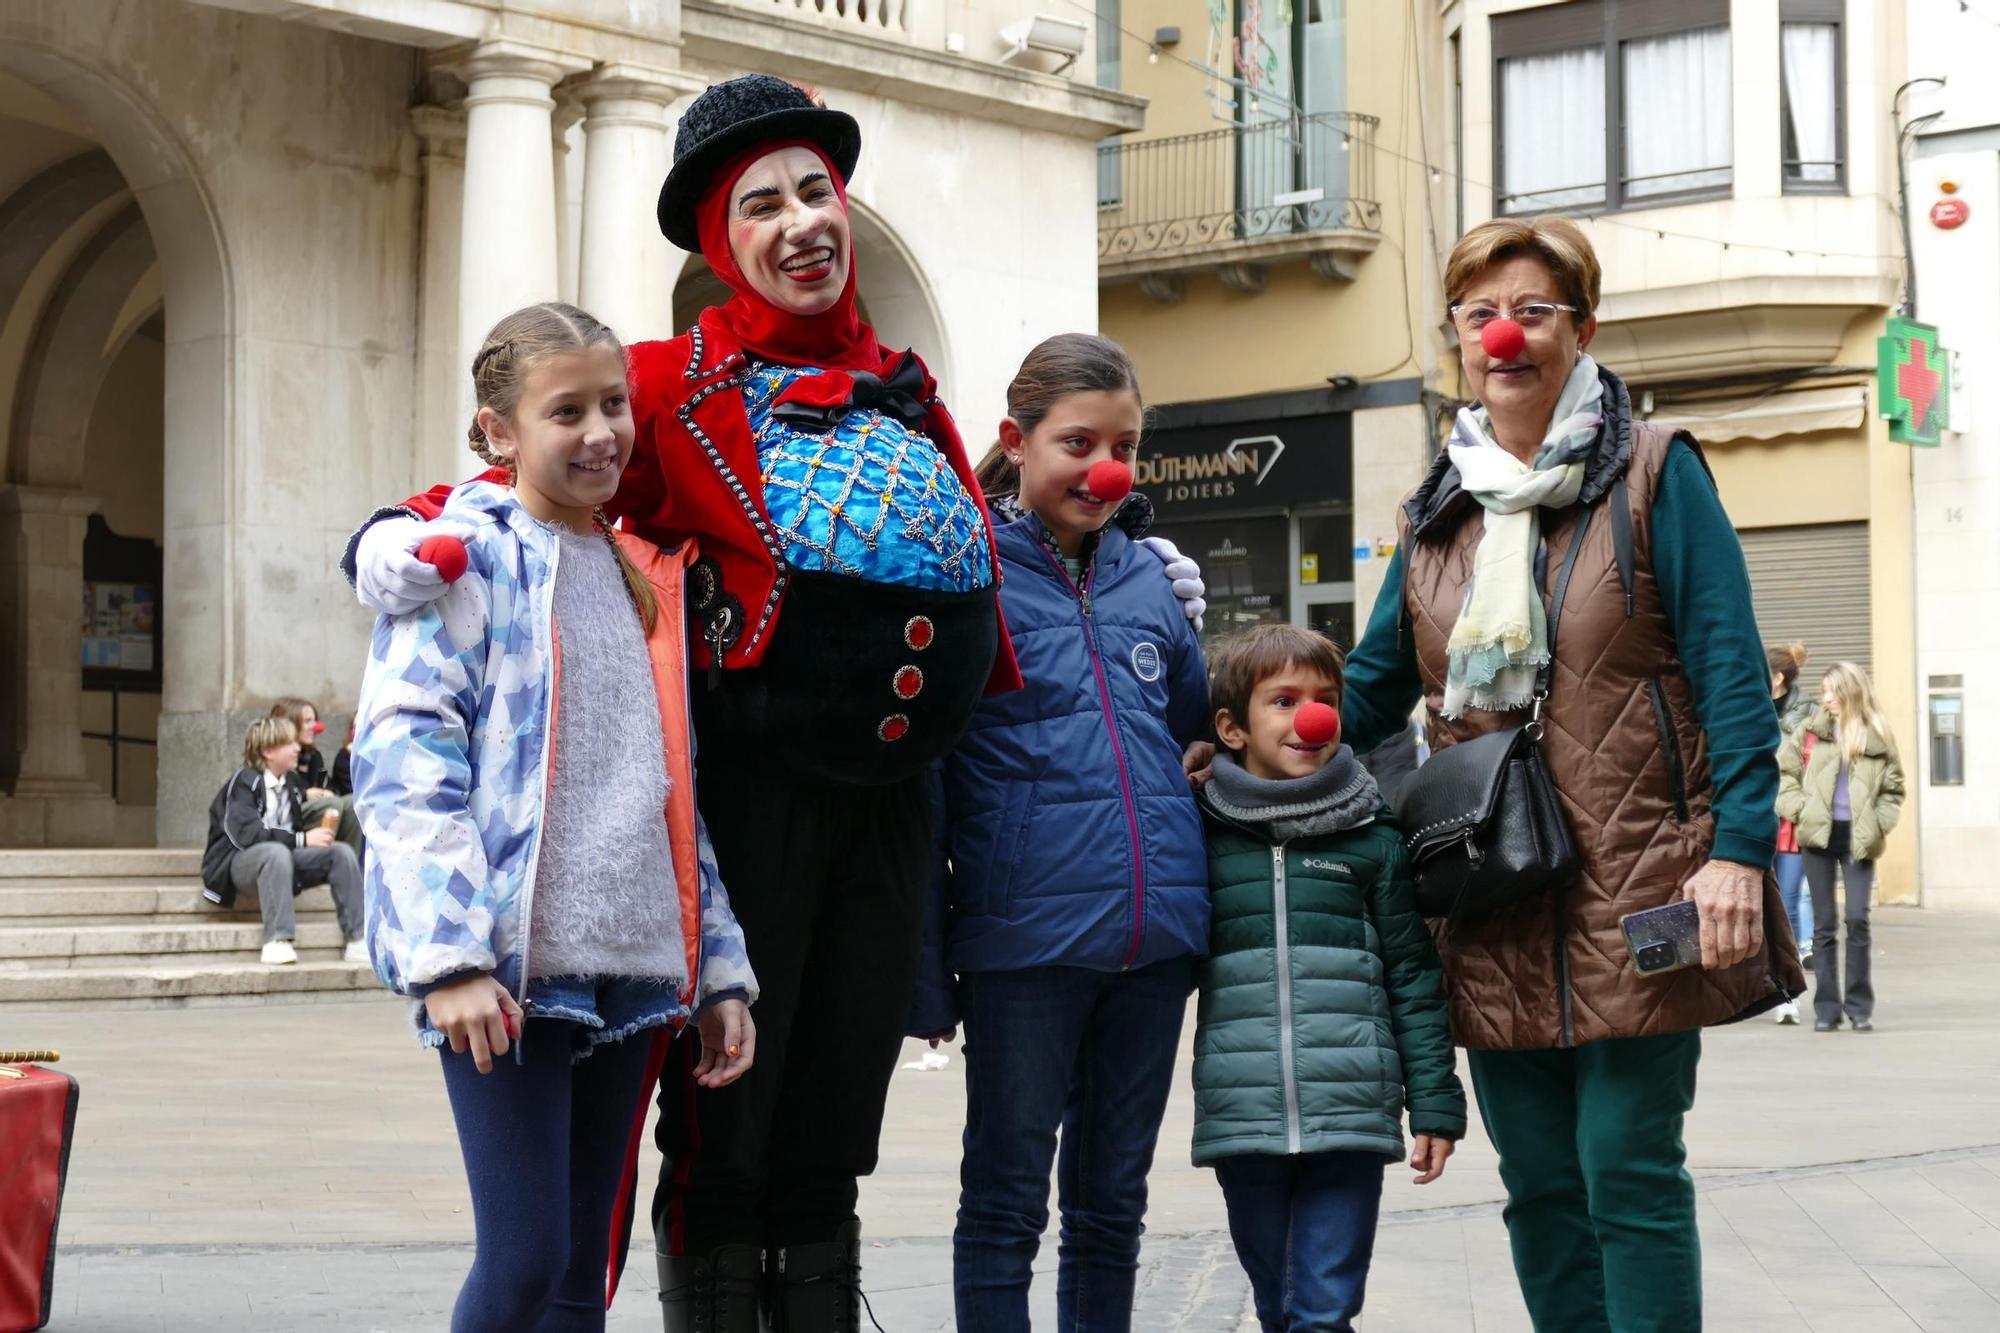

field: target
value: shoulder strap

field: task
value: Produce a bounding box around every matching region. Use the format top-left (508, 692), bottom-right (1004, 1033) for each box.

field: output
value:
top-left (1608, 474), bottom-right (1635, 619)
top-left (1533, 504), bottom-right (1597, 703)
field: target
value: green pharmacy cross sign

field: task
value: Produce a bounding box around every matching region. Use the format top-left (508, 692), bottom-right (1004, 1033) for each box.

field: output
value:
top-left (1878, 316), bottom-right (1950, 447)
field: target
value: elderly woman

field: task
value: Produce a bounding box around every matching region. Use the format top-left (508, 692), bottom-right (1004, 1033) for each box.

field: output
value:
top-left (1341, 217), bottom-right (1804, 1332)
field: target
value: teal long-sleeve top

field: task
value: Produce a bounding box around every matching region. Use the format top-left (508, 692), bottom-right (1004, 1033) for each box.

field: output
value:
top-left (1343, 441), bottom-right (1779, 869)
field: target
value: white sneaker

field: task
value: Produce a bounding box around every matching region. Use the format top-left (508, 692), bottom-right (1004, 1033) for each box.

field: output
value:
top-left (1774, 1000), bottom-right (1800, 1026)
top-left (342, 939), bottom-right (369, 965)
top-left (260, 940), bottom-right (299, 966)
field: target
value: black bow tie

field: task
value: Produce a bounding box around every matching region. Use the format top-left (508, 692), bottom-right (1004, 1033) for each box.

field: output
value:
top-left (771, 353), bottom-right (930, 433)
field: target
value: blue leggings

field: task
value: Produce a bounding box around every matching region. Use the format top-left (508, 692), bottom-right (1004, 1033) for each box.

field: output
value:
top-left (439, 1022), bottom-right (653, 1332)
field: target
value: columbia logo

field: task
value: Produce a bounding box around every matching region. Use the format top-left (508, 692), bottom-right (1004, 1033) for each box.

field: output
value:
top-left (1301, 858), bottom-right (1353, 875)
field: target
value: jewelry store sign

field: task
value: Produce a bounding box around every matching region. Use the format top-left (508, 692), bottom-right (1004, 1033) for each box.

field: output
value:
top-left (1138, 412), bottom-right (1352, 517)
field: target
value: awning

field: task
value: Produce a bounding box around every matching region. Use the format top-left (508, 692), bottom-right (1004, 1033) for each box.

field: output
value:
top-left (1648, 384), bottom-right (1868, 444)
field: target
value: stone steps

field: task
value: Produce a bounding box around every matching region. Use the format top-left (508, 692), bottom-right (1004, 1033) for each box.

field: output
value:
top-left (0, 849), bottom-right (382, 1009)
top-left (0, 881), bottom-right (340, 926)
top-left (0, 960), bottom-right (380, 1007)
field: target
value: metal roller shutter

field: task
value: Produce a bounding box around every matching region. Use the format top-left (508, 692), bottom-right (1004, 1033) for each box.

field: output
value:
top-left (1737, 523), bottom-right (1871, 675)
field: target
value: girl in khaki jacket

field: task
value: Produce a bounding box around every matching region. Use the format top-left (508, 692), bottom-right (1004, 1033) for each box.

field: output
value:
top-left (1777, 662), bottom-right (1905, 1032)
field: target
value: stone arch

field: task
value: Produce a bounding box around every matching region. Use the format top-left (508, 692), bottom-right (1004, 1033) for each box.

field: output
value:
top-left (847, 196), bottom-right (952, 400)
top-left (0, 151), bottom-right (131, 479)
top-left (0, 31), bottom-right (232, 843)
top-left (11, 204), bottom-right (156, 488)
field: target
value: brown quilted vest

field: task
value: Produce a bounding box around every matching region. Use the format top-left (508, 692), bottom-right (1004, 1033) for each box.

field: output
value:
top-left (1400, 413), bottom-right (1803, 1051)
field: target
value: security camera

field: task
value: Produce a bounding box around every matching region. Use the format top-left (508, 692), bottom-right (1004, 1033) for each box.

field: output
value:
top-left (998, 16), bottom-right (1088, 74)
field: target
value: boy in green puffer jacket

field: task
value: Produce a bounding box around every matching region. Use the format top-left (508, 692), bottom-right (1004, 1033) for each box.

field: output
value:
top-left (1194, 623), bottom-right (1466, 1333)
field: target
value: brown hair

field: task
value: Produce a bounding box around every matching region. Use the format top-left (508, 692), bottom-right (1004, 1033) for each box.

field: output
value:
top-left (466, 302), bottom-right (657, 634)
top-left (1208, 622), bottom-right (1346, 740)
top-left (978, 333), bottom-right (1144, 500)
top-left (244, 716), bottom-right (298, 769)
top-left (1766, 641), bottom-right (1807, 693)
top-left (270, 697), bottom-right (317, 745)
top-left (1444, 217), bottom-right (1602, 323)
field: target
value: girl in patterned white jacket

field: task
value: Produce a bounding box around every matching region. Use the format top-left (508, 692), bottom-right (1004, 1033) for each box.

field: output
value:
top-left (353, 302), bottom-right (756, 1332)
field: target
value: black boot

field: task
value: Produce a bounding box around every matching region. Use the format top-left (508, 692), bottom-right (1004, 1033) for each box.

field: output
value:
top-left (771, 1220), bottom-right (867, 1333)
top-left (658, 1244), bottom-right (765, 1333)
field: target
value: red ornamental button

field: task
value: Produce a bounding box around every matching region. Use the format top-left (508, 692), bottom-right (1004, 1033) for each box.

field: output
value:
top-left (904, 616), bottom-right (935, 651)
top-left (879, 714), bottom-right (911, 742)
top-left (894, 665), bottom-right (925, 699)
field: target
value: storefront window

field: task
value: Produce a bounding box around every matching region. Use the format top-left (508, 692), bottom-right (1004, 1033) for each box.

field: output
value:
top-left (1152, 514), bottom-right (1292, 650)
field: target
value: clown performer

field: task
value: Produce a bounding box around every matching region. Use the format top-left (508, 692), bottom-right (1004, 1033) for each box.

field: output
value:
top-left (345, 77), bottom-right (1206, 1331)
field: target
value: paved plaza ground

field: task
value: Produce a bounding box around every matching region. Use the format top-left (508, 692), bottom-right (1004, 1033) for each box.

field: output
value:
top-left (11, 905), bottom-right (1999, 1331)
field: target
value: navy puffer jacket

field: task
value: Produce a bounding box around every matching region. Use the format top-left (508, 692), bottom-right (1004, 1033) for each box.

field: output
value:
top-left (911, 501), bottom-right (1210, 1025)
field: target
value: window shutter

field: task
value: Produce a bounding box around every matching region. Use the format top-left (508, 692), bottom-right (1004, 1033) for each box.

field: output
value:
top-left (1739, 522), bottom-right (1872, 675)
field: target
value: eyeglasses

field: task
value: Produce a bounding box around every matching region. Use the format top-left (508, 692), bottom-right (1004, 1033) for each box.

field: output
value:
top-left (1447, 302), bottom-right (1578, 334)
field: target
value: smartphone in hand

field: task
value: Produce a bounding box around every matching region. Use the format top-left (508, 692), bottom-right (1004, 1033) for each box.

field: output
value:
top-left (1620, 899), bottom-right (1702, 976)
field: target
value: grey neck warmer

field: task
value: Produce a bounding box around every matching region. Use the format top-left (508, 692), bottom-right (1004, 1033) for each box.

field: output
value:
top-left (1203, 745), bottom-right (1382, 843)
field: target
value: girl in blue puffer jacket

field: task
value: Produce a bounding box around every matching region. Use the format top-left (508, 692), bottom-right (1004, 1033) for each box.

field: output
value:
top-left (911, 333), bottom-right (1211, 1332)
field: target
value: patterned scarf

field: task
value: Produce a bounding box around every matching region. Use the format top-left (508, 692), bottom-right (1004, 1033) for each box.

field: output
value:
top-left (1442, 355), bottom-right (1604, 718)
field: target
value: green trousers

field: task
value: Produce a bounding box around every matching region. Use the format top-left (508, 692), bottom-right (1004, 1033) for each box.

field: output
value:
top-left (1468, 1030), bottom-right (1702, 1333)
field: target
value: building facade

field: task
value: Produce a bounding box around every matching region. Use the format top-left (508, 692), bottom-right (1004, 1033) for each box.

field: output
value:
top-left (1454, 0), bottom-right (1918, 902)
top-left (1096, 0), bottom-right (1451, 657)
top-left (1901, 3), bottom-right (2000, 912)
top-left (0, 0), bottom-right (1137, 846)
top-left (1100, 0), bottom-right (1924, 902)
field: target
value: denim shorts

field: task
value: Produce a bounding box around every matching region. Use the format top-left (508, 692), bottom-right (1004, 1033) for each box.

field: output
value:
top-left (416, 973), bottom-right (688, 1061)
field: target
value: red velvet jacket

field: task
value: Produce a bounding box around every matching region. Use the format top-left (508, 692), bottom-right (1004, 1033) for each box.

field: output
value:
top-left (393, 308), bottom-right (1021, 693)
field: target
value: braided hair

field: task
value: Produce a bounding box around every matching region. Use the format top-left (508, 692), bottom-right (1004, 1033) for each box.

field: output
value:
top-left (466, 303), bottom-right (658, 633)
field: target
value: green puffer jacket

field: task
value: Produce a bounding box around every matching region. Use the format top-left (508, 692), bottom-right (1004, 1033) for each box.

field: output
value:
top-left (1191, 800), bottom-right (1466, 1167)
top-left (1776, 710), bottom-right (1905, 861)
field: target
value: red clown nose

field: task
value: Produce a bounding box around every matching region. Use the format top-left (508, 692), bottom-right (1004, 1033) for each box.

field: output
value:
top-left (312, 722), bottom-right (327, 736)
top-left (1480, 318), bottom-right (1527, 363)
top-left (1293, 701), bottom-right (1340, 748)
top-left (1085, 460), bottom-right (1134, 506)
top-left (416, 534), bottom-right (469, 584)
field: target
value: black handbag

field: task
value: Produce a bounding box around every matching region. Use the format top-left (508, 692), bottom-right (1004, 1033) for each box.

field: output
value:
top-left (1394, 493), bottom-right (1620, 922)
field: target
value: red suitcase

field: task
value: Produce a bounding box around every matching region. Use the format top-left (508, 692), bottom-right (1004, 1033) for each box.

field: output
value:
top-left (0, 1056), bottom-right (77, 1333)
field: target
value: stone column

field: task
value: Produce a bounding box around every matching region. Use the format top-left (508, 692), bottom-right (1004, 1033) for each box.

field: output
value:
top-left (575, 64), bottom-right (703, 342)
top-left (443, 39), bottom-right (590, 433)
top-left (411, 105), bottom-right (470, 485)
top-left (0, 485), bottom-right (117, 843)
top-left (553, 97), bottom-right (585, 306)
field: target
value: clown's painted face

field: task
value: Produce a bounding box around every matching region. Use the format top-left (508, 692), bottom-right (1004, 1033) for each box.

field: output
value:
top-left (726, 146), bottom-right (852, 318)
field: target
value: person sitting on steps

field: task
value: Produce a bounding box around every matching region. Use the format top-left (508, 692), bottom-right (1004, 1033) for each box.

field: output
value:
top-left (200, 716), bottom-right (366, 967)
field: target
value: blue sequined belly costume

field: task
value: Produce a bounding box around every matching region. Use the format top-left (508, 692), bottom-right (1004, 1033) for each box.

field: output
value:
top-left (744, 363), bottom-right (994, 591)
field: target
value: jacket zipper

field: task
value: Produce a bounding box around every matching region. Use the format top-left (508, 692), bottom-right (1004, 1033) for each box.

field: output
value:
top-left (511, 538), bottom-right (564, 1053)
top-left (1271, 844), bottom-right (1303, 1153)
top-left (1647, 676), bottom-right (1691, 823)
top-left (1042, 545), bottom-right (1147, 969)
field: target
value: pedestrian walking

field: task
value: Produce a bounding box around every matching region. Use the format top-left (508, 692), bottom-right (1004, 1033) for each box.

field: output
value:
top-left (1777, 662), bottom-right (1904, 1033)
top-left (352, 302), bottom-right (756, 1333)
top-left (1340, 216), bottom-right (1805, 1333)
top-left (910, 334), bottom-right (1212, 1332)
top-left (1192, 623), bottom-right (1466, 1333)
top-left (1769, 641), bottom-right (1814, 1024)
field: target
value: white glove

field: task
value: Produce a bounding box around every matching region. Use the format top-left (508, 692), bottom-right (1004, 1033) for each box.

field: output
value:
top-left (355, 514), bottom-right (461, 617)
top-left (1138, 535), bottom-right (1206, 633)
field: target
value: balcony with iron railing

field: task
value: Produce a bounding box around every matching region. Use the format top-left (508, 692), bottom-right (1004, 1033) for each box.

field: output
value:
top-left (1097, 111), bottom-right (1381, 299)
top-left (709, 0), bottom-right (943, 43)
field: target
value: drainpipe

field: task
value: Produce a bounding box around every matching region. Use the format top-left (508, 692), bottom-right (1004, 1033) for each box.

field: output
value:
top-left (1893, 77), bottom-right (1947, 318)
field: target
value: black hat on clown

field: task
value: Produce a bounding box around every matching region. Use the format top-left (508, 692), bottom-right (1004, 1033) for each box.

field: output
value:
top-left (656, 74), bottom-right (862, 251)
